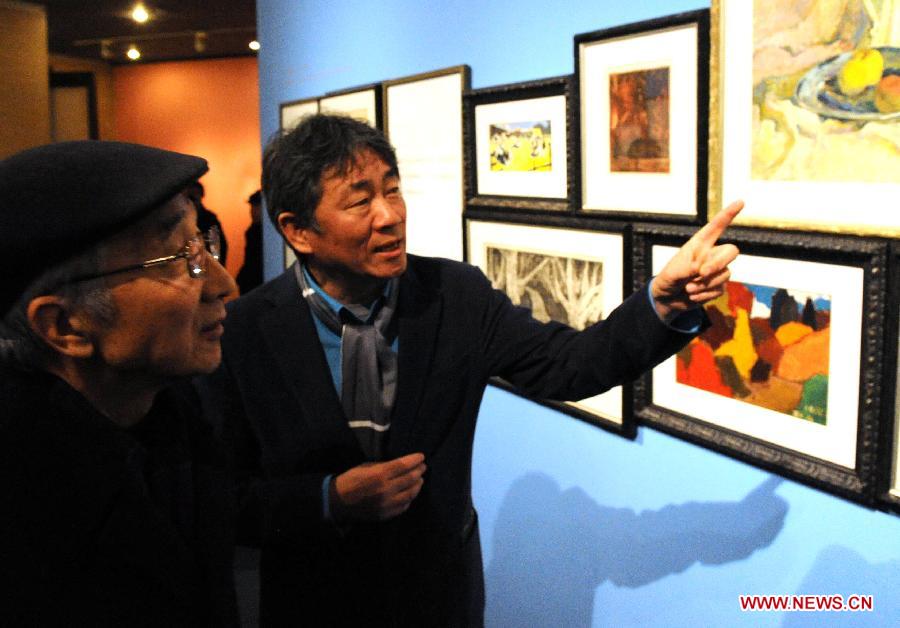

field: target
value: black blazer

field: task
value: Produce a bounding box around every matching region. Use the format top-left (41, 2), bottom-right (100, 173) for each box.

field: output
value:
top-left (0, 367), bottom-right (238, 627)
top-left (209, 255), bottom-right (694, 626)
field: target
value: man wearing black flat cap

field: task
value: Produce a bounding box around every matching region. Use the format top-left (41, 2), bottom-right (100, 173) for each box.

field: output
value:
top-left (0, 141), bottom-right (239, 626)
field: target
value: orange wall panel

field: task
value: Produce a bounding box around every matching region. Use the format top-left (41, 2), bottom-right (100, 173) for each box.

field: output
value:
top-left (113, 57), bottom-right (260, 277)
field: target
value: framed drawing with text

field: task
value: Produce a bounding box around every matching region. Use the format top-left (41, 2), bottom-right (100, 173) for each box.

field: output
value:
top-left (710, 0), bottom-right (900, 236)
top-left (320, 83), bottom-right (381, 128)
top-left (465, 211), bottom-right (633, 435)
top-left (464, 76), bottom-right (574, 211)
top-left (576, 10), bottom-right (709, 221)
top-left (633, 223), bottom-right (887, 503)
top-left (384, 65), bottom-right (471, 261)
top-left (878, 242), bottom-right (900, 513)
top-left (279, 96), bottom-right (320, 268)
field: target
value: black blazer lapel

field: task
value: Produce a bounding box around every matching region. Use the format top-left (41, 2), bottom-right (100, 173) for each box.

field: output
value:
top-left (388, 261), bottom-right (442, 457)
top-left (258, 271), bottom-right (363, 461)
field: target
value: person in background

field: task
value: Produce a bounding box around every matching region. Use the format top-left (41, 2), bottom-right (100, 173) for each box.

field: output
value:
top-left (206, 114), bottom-right (742, 626)
top-left (0, 141), bottom-right (239, 626)
top-left (186, 180), bottom-right (229, 267)
top-left (236, 189), bottom-right (264, 294)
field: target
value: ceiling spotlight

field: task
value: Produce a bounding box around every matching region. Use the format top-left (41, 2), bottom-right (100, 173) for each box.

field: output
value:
top-left (100, 39), bottom-right (112, 59)
top-left (249, 40), bottom-right (260, 51)
top-left (131, 4), bottom-right (149, 23)
top-left (194, 31), bottom-right (207, 53)
top-left (126, 45), bottom-right (141, 60)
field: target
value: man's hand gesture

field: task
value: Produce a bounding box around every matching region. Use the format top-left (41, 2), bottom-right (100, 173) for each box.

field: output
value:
top-left (651, 200), bottom-right (743, 322)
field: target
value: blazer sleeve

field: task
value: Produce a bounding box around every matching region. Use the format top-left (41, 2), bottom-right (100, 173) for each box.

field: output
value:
top-left (473, 268), bottom-right (700, 401)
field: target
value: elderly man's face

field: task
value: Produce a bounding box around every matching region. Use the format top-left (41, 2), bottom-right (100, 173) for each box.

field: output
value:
top-left (292, 149), bottom-right (406, 302)
top-left (85, 193), bottom-right (235, 378)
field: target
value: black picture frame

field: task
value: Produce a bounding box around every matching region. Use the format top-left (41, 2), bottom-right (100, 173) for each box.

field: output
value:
top-left (574, 9), bottom-right (709, 223)
top-left (464, 207), bottom-right (635, 437)
top-left (633, 223), bottom-right (888, 504)
top-left (878, 242), bottom-right (900, 513)
top-left (463, 75), bottom-right (575, 212)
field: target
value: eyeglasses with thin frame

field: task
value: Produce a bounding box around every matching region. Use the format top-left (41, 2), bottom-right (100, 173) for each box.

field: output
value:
top-left (67, 226), bottom-right (222, 284)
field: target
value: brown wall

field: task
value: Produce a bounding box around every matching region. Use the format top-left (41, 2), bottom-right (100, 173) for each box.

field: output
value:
top-left (0, 1), bottom-right (50, 158)
top-left (50, 54), bottom-right (115, 140)
top-left (113, 57), bottom-right (261, 277)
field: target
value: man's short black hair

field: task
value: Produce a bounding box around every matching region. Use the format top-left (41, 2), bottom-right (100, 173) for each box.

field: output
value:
top-left (261, 114), bottom-right (398, 232)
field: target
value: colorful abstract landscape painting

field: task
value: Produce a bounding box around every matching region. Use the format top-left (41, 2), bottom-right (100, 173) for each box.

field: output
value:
top-left (676, 281), bottom-right (831, 424)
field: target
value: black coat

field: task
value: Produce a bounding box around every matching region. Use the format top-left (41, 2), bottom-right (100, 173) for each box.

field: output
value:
top-left (207, 255), bottom-right (695, 627)
top-left (0, 366), bottom-right (239, 627)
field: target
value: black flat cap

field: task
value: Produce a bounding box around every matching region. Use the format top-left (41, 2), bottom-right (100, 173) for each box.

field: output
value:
top-left (0, 140), bottom-right (208, 316)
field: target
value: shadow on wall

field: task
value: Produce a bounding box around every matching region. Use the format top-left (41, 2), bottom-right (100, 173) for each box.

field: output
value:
top-left (484, 474), bottom-right (787, 628)
top-left (783, 545), bottom-right (899, 627)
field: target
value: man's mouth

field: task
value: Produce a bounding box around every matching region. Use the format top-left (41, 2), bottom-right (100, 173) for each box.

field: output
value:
top-left (374, 240), bottom-right (403, 254)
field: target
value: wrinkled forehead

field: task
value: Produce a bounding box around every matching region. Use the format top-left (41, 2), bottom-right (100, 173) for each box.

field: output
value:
top-left (106, 192), bottom-right (197, 257)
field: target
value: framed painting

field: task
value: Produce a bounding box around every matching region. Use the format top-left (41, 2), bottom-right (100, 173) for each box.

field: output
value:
top-left (320, 83), bottom-right (381, 128)
top-left (464, 76), bottom-right (574, 211)
top-left (465, 210), bottom-right (633, 436)
top-left (280, 96), bottom-right (318, 132)
top-left (576, 10), bottom-right (709, 221)
top-left (711, 0), bottom-right (900, 236)
top-left (878, 242), bottom-right (900, 512)
top-left (633, 223), bottom-right (887, 502)
top-left (384, 65), bottom-right (471, 261)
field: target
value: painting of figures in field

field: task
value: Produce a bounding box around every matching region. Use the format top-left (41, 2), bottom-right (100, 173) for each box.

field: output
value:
top-left (677, 281), bottom-right (832, 424)
top-left (484, 246), bottom-right (603, 330)
top-left (609, 67), bottom-right (671, 173)
top-left (751, 0), bottom-right (900, 182)
top-left (489, 121), bottom-right (552, 172)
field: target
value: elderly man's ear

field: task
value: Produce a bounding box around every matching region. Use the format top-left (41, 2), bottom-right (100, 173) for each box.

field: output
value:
top-left (27, 296), bottom-right (95, 359)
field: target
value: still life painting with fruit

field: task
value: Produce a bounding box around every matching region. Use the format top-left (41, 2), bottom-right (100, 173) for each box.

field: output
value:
top-left (752, 0), bottom-right (899, 183)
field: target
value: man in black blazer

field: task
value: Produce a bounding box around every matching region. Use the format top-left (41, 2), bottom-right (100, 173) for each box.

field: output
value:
top-left (211, 114), bottom-right (742, 626)
top-left (0, 141), bottom-right (239, 626)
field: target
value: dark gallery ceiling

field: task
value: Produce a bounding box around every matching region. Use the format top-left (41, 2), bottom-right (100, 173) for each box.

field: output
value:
top-left (37, 0), bottom-right (258, 64)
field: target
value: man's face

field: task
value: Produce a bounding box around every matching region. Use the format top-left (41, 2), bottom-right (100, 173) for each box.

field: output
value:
top-left (85, 193), bottom-right (236, 379)
top-left (292, 149), bottom-right (406, 301)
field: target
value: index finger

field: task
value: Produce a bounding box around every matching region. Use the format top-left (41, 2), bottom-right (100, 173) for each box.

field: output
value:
top-left (691, 199), bottom-right (744, 249)
top-left (384, 452), bottom-right (426, 477)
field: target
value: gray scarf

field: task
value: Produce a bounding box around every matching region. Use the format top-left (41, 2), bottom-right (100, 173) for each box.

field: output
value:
top-left (294, 263), bottom-right (399, 460)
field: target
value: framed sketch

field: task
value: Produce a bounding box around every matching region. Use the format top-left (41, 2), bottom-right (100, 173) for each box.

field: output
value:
top-left (576, 10), bottom-right (709, 221)
top-left (320, 83), bottom-right (381, 128)
top-left (464, 76), bottom-right (574, 211)
top-left (878, 243), bottom-right (900, 512)
top-left (280, 96), bottom-right (319, 132)
top-left (465, 210), bottom-right (633, 435)
top-left (633, 223), bottom-right (887, 502)
top-left (384, 65), bottom-right (471, 261)
top-left (711, 0), bottom-right (900, 236)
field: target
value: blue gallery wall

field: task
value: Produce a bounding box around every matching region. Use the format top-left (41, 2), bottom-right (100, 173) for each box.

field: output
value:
top-left (257, 1), bottom-right (900, 625)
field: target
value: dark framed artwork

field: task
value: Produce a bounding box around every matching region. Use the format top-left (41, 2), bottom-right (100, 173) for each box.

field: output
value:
top-left (710, 0), bottom-right (900, 236)
top-left (576, 9), bottom-right (709, 221)
top-left (879, 242), bottom-right (900, 513)
top-left (633, 223), bottom-right (888, 503)
top-left (320, 83), bottom-right (382, 128)
top-left (465, 209), bottom-right (634, 436)
top-left (279, 96), bottom-right (319, 133)
top-left (464, 76), bottom-right (575, 211)
top-left (383, 65), bottom-right (471, 261)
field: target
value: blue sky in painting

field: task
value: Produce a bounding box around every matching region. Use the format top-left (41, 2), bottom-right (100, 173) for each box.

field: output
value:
top-left (746, 283), bottom-right (831, 313)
